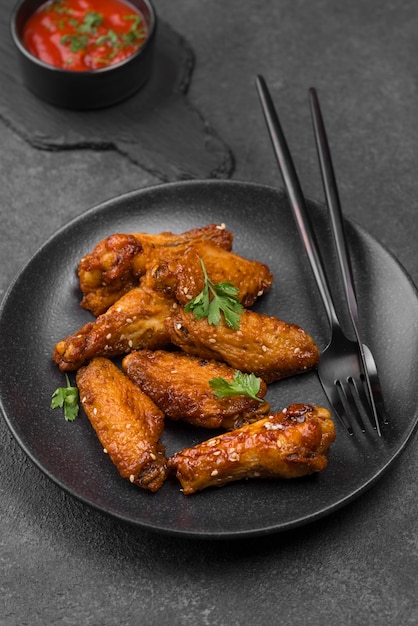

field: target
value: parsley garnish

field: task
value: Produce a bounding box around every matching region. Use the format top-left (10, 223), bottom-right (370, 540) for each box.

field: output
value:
top-left (78, 12), bottom-right (103, 34)
top-left (61, 33), bottom-right (89, 52)
top-left (96, 29), bottom-right (119, 47)
top-left (51, 374), bottom-right (79, 422)
top-left (121, 14), bottom-right (146, 45)
top-left (184, 258), bottom-right (243, 330)
top-left (209, 371), bottom-right (264, 402)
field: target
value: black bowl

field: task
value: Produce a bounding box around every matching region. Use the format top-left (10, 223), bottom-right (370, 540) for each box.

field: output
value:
top-left (10, 0), bottom-right (157, 109)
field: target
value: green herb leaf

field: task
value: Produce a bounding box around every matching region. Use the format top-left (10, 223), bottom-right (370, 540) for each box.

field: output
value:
top-left (96, 29), bottom-right (119, 47)
top-left (209, 371), bottom-right (264, 402)
top-left (61, 33), bottom-right (89, 52)
top-left (51, 374), bottom-right (79, 422)
top-left (78, 11), bottom-right (103, 34)
top-left (121, 14), bottom-right (146, 45)
top-left (184, 259), bottom-right (243, 330)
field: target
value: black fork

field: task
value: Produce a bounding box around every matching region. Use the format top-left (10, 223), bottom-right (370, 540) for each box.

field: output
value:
top-left (256, 75), bottom-right (385, 435)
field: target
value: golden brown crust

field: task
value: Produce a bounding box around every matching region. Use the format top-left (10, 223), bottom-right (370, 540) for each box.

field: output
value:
top-left (147, 242), bottom-right (273, 307)
top-left (78, 225), bottom-right (233, 315)
top-left (168, 404), bottom-right (335, 494)
top-left (78, 234), bottom-right (143, 316)
top-left (166, 308), bottom-right (320, 384)
top-left (122, 349), bottom-right (270, 430)
top-left (76, 357), bottom-right (168, 492)
top-left (53, 286), bottom-right (175, 371)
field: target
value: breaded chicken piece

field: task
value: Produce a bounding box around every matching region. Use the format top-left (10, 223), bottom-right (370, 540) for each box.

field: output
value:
top-left (76, 357), bottom-right (168, 492)
top-left (166, 308), bottom-right (319, 384)
top-left (147, 242), bottom-right (273, 307)
top-left (168, 404), bottom-right (335, 494)
top-left (78, 224), bottom-right (233, 315)
top-left (78, 234), bottom-right (143, 316)
top-left (122, 350), bottom-right (271, 430)
top-left (53, 285), bottom-right (175, 371)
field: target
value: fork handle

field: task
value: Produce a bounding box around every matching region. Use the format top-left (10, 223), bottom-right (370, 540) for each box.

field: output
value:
top-left (308, 87), bottom-right (360, 331)
top-left (256, 75), bottom-right (340, 330)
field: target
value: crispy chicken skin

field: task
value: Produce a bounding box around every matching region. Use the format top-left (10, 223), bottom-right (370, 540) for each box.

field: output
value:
top-left (166, 308), bottom-right (319, 384)
top-left (168, 404), bottom-right (335, 494)
top-left (122, 350), bottom-right (271, 430)
top-left (53, 285), bottom-right (175, 371)
top-left (78, 225), bottom-right (233, 315)
top-left (78, 234), bottom-right (143, 315)
top-left (76, 357), bottom-right (168, 492)
top-left (147, 242), bottom-right (273, 307)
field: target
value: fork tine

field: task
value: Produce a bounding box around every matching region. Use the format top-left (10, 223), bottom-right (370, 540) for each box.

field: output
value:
top-left (335, 379), bottom-right (367, 432)
top-left (346, 377), bottom-right (370, 431)
top-left (321, 383), bottom-right (354, 435)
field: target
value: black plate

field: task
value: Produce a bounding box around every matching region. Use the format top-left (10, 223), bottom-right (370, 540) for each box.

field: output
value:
top-left (1, 180), bottom-right (418, 539)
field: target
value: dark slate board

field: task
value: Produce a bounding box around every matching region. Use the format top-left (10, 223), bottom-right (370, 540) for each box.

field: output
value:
top-left (0, 13), bottom-right (234, 181)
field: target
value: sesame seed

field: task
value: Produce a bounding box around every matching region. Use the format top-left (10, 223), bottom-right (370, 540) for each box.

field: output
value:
top-left (116, 307), bottom-right (122, 312)
top-left (257, 290), bottom-right (264, 297)
top-left (126, 423), bottom-right (131, 429)
top-left (171, 369), bottom-right (177, 374)
top-left (129, 474), bottom-right (135, 483)
top-left (261, 345), bottom-right (267, 352)
top-left (213, 450), bottom-right (221, 456)
top-left (207, 439), bottom-right (218, 447)
top-left (176, 323), bottom-right (182, 330)
top-left (172, 302), bottom-right (178, 309)
top-left (150, 453), bottom-right (157, 460)
top-left (264, 422), bottom-right (284, 430)
top-left (106, 333), bottom-right (111, 340)
top-left (183, 287), bottom-right (188, 294)
top-left (81, 396), bottom-right (86, 403)
top-left (208, 338), bottom-right (216, 343)
top-left (216, 223), bottom-right (226, 230)
top-left (103, 448), bottom-right (108, 454)
top-left (211, 470), bottom-right (219, 476)
top-left (294, 347), bottom-right (301, 354)
top-left (186, 294), bottom-right (193, 300)
top-left (93, 407), bottom-right (97, 415)
top-left (126, 318), bottom-right (133, 324)
top-left (128, 340), bottom-right (133, 348)
top-left (228, 452), bottom-right (240, 462)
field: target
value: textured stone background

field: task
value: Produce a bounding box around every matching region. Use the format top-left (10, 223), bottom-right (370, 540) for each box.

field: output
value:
top-left (1, 1), bottom-right (418, 624)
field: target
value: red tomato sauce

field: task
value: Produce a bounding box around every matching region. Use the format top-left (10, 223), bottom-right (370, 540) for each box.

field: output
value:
top-left (22, 0), bottom-right (149, 71)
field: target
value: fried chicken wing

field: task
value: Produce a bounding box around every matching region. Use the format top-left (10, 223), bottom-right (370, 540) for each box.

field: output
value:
top-left (76, 357), bottom-right (168, 492)
top-left (168, 404), bottom-right (335, 494)
top-left (79, 224), bottom-right (233, 315)
top-left (78, 234), bottom-right (143, 315)
top-left (166, 308), bottom-right (319, 384)
top-left (53, 286), bottom-right (175, 371)
top-left (147, 242), bottom-right (273, 307)
top-left (122, 350), bottom-right (271, 430)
